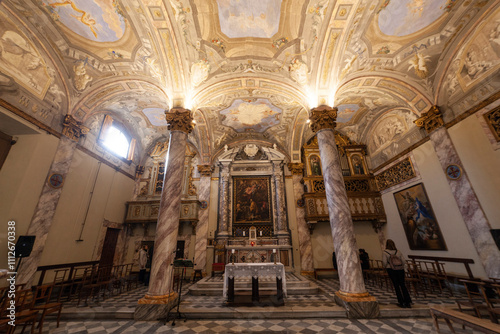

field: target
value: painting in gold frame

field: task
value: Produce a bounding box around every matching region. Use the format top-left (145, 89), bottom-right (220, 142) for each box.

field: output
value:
top-left (233, 177), bottom-right (272, 224)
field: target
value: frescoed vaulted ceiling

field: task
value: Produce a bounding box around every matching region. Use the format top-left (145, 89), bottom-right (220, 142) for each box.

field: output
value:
top-left (0, 0), bottom-right (499, 168)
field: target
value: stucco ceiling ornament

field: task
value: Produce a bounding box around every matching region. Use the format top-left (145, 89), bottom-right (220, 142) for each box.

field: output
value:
top-left (165, 107), bottom-right (194, 133)
top-left (309, 105), bottom-right (338, 132)
top-left (408, 53), bottom-right (431, 79)
top-left (191, 59), bottom-right (211, 87)
top-left (244, 144), bottom-right (259, 158)
top-left (73, 61), bottom-right (92, 91)
top-left (289, 58), bottom-right (309, 86)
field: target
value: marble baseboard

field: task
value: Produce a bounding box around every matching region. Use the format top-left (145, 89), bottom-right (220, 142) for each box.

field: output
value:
top-left (334, 291), bottom-right (380, 319)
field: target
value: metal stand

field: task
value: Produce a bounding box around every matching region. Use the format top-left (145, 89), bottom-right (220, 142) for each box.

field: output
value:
top-left (163, 260), bottom-right (192, 326)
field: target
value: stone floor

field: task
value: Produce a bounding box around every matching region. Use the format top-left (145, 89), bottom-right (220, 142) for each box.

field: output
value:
top-left (14, 275), bottom-right (492, 333)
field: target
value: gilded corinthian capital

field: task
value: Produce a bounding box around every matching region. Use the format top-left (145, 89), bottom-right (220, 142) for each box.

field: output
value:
top-left (62, 115), bottom-right (89, 141)
top-left (309, 105), bottom-right (338, 132)
top-left (165, 107), bottom-right (194, 133)
top-left (414, 105), bottom-right (444, 134)
top-left (287, 163), bottom-right (304, 175)
top-left (197, 164), bottom-right (213, 177)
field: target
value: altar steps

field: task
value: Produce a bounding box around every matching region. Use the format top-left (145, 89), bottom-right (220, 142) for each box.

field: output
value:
top-left (188, 272), bottom-right (319, 296)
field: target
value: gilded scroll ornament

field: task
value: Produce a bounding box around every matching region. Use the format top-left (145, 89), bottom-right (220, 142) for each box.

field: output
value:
top-left (484, 106), bottom-right (500, 141)
top-left (375, 158), bottom-right (416, 191)
top-left (197, 165), bottom-right (214, 177)
top-left (287, 163), bottom-right (304, 175)
top-left (62, 114), bottom-right (89, 141)
top-left (414, 105), bottom-right (444, 134)
top-left (165, 107), bottom-right (194, 133)
top-left (309, 105), bottom-right (338, 132)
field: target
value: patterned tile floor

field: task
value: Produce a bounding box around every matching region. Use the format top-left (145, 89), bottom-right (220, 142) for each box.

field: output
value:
top-left (16, 275), bottom-right (490, 333)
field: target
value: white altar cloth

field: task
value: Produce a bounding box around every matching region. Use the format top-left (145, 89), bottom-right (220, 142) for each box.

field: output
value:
top-left (223, 263), bottom-right (287, 297)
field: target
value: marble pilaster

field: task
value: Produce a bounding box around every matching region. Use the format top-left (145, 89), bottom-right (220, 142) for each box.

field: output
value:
top-left (136, 108), bottom-right (193, 320)
top-left (415, 106), bottom-right (500, 278)
top-left (18, 115), bottom-right (88, 287)
top-left (272, 161), bottom-right (289, 242)
top-left (310, 106), bottom-right (378, 318)
top-left (288, 163), bottom-right (314, 275)
top-left (430, 127), bottom-right (500, 278)
top-left (194, 165), bottom-right (212, 273)
top-left (217, 162), bottom-right (231, 238)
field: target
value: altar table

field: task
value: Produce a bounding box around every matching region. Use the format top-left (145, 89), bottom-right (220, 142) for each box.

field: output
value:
top-left (223, 263), bottom-right (287, 304)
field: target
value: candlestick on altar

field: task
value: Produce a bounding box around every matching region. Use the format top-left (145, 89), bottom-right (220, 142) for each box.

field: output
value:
top-left (273, 249), bottom-right (276, 264)
top-left (231, 249), bottom-right (235, 264)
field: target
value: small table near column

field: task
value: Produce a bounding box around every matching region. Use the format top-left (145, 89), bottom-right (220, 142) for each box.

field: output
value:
top-left (223, 263), bottom-right (287, 306)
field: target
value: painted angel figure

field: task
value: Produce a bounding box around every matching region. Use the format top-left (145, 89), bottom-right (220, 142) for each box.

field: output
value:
top-left (408, 53), bottom-right (430, 78)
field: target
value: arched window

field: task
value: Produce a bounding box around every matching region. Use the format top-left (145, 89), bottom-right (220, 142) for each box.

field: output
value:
top-left (99, 115), bottom-right (135, 161)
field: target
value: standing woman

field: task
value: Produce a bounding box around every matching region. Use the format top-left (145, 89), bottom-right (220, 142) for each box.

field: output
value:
top-left (384, 239), bottom-right (412, 308)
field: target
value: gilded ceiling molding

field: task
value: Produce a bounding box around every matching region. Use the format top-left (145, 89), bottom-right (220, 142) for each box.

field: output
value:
top-left (374, 158), bottom-right (416, 191)
top-left (62, 115), bottom-right (89, 141)
top-left (197, 165), bottom-right (214, 177)
top-left (484, 106), bottom-right (500, 142)
top-left (165, 107), bottom-right (194, 133)
top-left (414, 105), bottom-right (444, 134)
top-left (309, 105), bottom-right (338, 133)
top-left (287, 163), bottom-right (304, 175)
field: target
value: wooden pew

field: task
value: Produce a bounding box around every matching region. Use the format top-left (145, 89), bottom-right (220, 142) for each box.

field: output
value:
top-left (430, 305), bottom-right (500, 333)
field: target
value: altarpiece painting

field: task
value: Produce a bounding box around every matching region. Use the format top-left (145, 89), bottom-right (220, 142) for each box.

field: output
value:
top-left (233, 177), bottom-right (272, 224)
top-left (394, 183), bottom-right (447, 250)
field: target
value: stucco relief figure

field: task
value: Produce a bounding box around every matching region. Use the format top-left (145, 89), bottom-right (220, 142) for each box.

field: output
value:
top-left (369, 116), bottom-right (406, 153)
top-left (191, 59), bottom-right (210, 87)
top-left (408, 53), bottom-right (430, 78)
top-left (73, 62), bottom-right (92, 91)
top-left (444, 59), bottom-right (461, 96)
top-left (289, 58), bottom-right (309, 86)
top-left (489, 19), bottom-right (500, 57)
top-left (461, 44), bottom-right (492, 81)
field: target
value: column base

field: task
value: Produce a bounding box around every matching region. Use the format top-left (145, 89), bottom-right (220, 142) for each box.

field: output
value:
top-left (134, 292), bottom-right (178, 320)
top-left (334, 291), bottom-right (379, 319)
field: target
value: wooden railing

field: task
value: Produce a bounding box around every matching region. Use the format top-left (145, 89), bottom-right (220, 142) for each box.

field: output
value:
top-left (36, 261), bottom-right (99, 286)
top-left (408, 255), bottom-right (475, 279)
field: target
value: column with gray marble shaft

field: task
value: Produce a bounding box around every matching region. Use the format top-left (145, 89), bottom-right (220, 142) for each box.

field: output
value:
top-left (288, 163), bottom-right (314, 274)
top-left (136, 108), bottom-right (193, 319)
top-left (18, 115), bottom-right (88, 287)
top-left (416, 106), bottom-right (500, 278)
top-left (273, 161), bottom-right (289, 238)
top-left (194, 165), bottom-right (213, 273)
top-left (310, 106), bottom-right (378, 318)
top-left (217, 162), bottom-right (231, 238)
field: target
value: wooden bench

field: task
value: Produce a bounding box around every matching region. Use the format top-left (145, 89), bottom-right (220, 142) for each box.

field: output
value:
top-left (314, 268), bottom-right (336, 279)
top-left (430, 305), bottom-right (500, 333)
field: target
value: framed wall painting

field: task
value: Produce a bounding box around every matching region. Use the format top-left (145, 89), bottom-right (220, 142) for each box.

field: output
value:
top-left (393, 183), bottom-right (447, 250)
top-left (233, 177), bottom-right (272, 224)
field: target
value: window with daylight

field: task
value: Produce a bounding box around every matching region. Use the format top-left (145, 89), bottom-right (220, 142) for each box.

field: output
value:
top-left (99, 115), bottom-right (135, 161)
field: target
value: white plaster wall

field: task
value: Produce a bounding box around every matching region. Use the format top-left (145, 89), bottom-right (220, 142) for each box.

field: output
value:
top-left (448, 115), bottom-right (500, 229)
top-left (381, 141), bottom-right (488, 278)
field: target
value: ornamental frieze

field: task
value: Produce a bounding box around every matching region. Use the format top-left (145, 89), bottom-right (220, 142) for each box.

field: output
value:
top-left (375, 158), bottom-right (416, 191)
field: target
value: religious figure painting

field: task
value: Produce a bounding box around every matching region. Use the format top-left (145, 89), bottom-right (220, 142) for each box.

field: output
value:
top-left (233, 177), bottom-right (272, 224)
top-left (309, 155), bottom-right (322, 176)
top-left (394, 183), bottom-right (447, 250)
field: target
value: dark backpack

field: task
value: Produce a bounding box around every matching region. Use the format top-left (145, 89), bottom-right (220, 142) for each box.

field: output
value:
top-left (386, 251), bottom-right (404, 270)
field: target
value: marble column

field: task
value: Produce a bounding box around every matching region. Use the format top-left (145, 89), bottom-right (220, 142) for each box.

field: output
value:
top-left (17, 115), bottom-right (88, 287)
top-left (136, 108), bottom-right (193, 320)
top-left (273, 161), bottom-right (289, 244)
top-left (310, 105), bottom-right (379, 318)
top-left (194, 165), bottom-right (213, 274)
top-left (288, 163), bottom-right (314, 275)
top-left (216, 162), bottom-right (231, 239)
top-left (415, 106), bottom-right (500, 278)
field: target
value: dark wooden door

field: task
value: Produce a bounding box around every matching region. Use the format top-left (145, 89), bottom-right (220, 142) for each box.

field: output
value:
top-left (99, 228), bottom-right (120, 267)
top-left (175, 240), bottom-right (185, 259)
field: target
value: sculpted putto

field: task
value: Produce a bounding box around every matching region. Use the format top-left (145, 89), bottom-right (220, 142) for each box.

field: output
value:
top-left (289, 58), bottom-right (309, 86)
